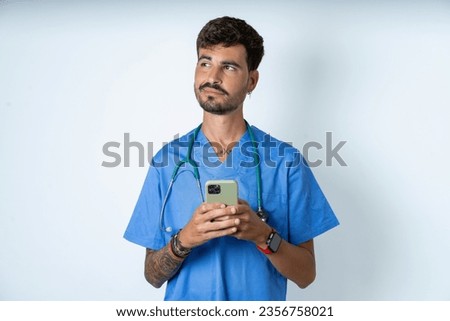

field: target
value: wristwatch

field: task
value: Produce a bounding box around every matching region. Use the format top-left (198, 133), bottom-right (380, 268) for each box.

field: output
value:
top-left (257, 229), bottom-right (282, 254)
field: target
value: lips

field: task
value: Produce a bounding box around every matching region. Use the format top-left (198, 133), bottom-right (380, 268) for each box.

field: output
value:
top-left (202, 87), bottom-right (225, 95)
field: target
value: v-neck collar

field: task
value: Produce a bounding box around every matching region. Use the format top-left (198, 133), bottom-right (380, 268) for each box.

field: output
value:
top-left (193, 126), bottom-right (251, 173)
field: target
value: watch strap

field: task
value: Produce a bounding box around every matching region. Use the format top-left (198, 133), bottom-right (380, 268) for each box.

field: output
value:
top-left (257, 244), bottom-right (273, 254)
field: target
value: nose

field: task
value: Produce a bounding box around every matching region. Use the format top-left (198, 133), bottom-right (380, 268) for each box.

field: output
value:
top-left (207, 65), bottom-right (222, 85)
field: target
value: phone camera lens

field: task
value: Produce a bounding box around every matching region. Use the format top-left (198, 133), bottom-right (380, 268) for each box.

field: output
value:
top-left (208, 184), bottom-right (221, 195)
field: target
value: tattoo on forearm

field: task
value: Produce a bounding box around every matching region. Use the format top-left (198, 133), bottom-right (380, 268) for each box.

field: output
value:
top-left (145, 245), bottom-right (183, 288)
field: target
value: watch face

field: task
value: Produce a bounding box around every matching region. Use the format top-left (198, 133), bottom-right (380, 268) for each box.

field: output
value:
top-left (268, 232), bottom-right (282, 253)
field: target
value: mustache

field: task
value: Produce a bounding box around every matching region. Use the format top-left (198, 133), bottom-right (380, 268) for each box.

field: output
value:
top-left (199, 82), bottom-right (229, 95)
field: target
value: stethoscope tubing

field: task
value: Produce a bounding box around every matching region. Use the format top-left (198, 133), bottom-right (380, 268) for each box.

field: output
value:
top-left (159, 121), bottom-right (264, 233)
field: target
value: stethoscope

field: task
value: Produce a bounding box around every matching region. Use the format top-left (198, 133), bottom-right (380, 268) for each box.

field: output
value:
top-left (159, 121), bottom-right (268, 233)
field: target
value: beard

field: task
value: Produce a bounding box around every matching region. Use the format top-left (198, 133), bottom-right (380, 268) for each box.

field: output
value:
top-left (195, 82), bottom-right (246, 115)
top-left (199, 97), bottom-right (239, 115)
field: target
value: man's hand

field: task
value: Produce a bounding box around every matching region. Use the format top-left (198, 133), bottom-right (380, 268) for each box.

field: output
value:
top-left (232, 199), bottom-right (272, 247)
top-left (177, 199), bottom-right (316, 289)
top-left (178, 202), bottom-right (240, 248)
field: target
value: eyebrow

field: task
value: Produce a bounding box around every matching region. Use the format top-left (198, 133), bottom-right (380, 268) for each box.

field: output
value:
top-left (198, 55), bottom-right (242, 69)
top-left (198, 55), bottom-right (212, 62)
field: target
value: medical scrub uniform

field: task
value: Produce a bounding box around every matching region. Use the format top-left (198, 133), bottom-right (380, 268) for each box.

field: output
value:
top-left (124, 125), bottom-right (339, 300)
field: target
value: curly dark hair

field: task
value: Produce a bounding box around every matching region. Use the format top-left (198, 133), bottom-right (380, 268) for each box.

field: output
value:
top-left (196, 16), bottom-right (264, 71)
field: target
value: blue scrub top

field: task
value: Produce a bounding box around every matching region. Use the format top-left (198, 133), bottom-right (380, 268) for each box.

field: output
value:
top-left (124, 125), bottom-right (339, 300)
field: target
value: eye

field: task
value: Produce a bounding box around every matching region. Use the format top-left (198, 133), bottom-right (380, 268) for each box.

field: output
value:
top-left (224, 65), bottom-right (236, 71)
top-left (200, 61), bottom-right (211, 68)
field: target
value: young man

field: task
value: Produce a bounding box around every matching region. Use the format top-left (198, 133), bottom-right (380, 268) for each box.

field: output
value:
top-left (124, 16), bottom-right (339, 300)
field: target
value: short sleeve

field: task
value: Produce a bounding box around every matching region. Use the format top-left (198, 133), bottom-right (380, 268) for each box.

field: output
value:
top-left (123, 162), bottom-right (166, 250)
top-left (287, 155), bottom-right (339, 245)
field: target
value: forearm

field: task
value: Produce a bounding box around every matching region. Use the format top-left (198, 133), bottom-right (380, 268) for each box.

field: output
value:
top-left (144, 245), bottom-right (184, 288)
top-left (265, 239), bottom-right (316, 288)
top-left (231, 201), bottom-right (316, 288)
top-left (144, 203), bottom-right (239, 288)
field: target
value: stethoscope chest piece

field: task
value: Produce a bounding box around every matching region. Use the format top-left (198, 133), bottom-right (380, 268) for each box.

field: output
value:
top-left (256, 208), bottom-right (269, 222)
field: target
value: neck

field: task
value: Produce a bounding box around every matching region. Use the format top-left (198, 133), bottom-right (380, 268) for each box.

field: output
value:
top-left (201, 110), bottom-right (246, 146)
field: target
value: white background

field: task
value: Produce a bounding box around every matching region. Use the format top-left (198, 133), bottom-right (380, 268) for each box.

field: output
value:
top-left (1, 0), bottom-right (449, 300)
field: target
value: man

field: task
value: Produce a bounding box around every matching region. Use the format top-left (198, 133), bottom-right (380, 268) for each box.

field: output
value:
top-left (124, 16), bottom-right (339, 300)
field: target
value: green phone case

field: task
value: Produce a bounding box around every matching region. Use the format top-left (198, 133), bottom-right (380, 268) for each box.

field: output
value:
top-left (205, 180), bottom-right (238, 205)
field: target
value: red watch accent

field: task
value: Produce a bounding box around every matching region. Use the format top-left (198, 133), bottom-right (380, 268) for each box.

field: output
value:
top-left (257, 244), bottom-right (273, 254)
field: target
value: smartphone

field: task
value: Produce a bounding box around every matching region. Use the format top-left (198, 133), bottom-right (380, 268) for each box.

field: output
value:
top-left (205, 180), bottom-right (238, 206)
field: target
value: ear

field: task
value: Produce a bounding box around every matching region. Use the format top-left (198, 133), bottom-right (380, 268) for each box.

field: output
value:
top-left (247, 70), bottom-right (259, 93)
